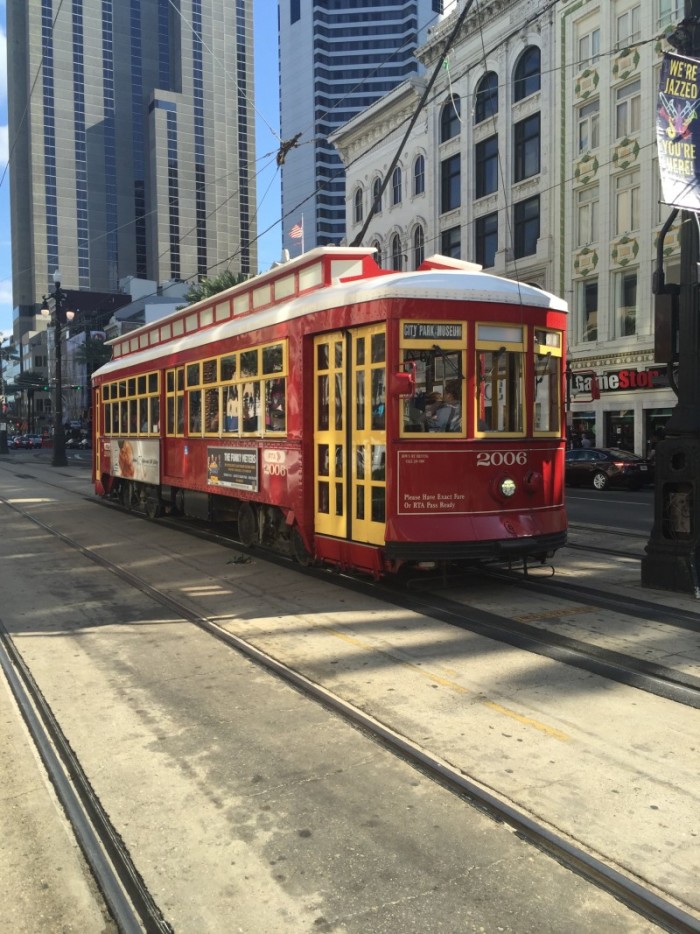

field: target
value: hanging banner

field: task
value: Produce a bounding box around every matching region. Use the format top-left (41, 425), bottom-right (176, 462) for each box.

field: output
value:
top-left (657, 52), bottom-right (700, 211)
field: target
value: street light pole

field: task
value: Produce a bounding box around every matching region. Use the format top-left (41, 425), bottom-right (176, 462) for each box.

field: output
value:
top-left (41, 270), bottom-right (74, 468)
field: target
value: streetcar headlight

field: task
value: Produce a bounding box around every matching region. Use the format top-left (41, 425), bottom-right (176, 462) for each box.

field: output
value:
top-left (498, 477), bottom-right (517, 497)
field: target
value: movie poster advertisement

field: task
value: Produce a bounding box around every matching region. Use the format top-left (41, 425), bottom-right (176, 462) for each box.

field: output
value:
top-left (657, 52), bottom-right (700, 211)
top-left (111, 439), bottom-right (160, 484)
top-left (207, 447), bottom-right (259, 492)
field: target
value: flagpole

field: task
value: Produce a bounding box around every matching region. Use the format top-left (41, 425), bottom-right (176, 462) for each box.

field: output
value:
top-left (301, 214), bottom-right (305, 254)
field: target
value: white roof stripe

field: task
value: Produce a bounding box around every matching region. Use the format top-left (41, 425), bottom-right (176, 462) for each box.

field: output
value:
top-left (93, 268), bottom-right (567, 380)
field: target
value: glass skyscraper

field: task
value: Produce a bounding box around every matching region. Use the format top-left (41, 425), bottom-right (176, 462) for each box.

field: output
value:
top-left (8, 0), bottom-right (256, 331)
top-left (278, 0), bottom-right (449, 251)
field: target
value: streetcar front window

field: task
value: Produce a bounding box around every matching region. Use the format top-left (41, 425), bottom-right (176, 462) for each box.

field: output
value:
top-left (400, 348), bottom-right (463, 434)
top-left (476, 324), bottom-right (525, 435)
top-left (533, 329), bottom-right (562, 434)
top-left (476, 349), bottom-right (523, 433)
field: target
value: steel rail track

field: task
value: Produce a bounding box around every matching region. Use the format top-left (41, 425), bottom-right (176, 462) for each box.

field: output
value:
top-left (0, 625), bottom-right (172, 934)
top-left (0, 485), bottom-right (699, 932)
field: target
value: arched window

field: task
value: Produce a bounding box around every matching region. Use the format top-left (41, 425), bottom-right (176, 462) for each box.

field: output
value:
top-left (413, 225), bottom-right (425, 269)
top-left (474, 72), bottom-right (498, 123)
top-left (353, 187), bottom-right (363, 224)
top-left (391, 234), bottom-right (403, 271)
top-left (440, 95), bottom-right (461, 142)
top-left (514, 47), bottom-right (541, 102)
top-left (392, 167), bottom-right (402, 205)
top-left (372, 240), bottom-right (383, 268)
top-left (413, 154), bottom-right (425, 195)
top-left (372, 177), bottom-right (383, 214)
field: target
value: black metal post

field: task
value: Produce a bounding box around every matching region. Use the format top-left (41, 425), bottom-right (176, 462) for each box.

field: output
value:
top-left (642, 0), bottom-right (700, 595)
top-left (52, 301), bottom-right (67, 467)
top-left (0, 340), bottom-right (8, 456)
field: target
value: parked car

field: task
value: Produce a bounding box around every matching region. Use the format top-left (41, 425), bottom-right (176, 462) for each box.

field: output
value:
top-left (26, 434), bottom-right (44, 448)
top-left (9, 434), bottom-right (29, 448)
top-left (565, 447), bottom-right (651, 491)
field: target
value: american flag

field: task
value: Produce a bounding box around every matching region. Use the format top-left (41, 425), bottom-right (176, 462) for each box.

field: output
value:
top-left (289, 222), bottom-right (303, 239)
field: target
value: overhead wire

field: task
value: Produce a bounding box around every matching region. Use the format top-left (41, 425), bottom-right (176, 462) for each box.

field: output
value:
top-left (0, 0), bottom-right (674, 296)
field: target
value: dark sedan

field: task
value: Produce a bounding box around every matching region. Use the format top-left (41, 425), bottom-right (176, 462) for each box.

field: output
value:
top-left (565, 447), bottom-right (651, 491)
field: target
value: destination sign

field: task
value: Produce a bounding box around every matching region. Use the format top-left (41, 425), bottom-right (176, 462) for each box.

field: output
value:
top-left (403, 323), bottom-right (463, 340)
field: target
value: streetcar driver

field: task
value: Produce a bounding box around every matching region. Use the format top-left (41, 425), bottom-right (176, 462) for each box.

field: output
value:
top-left (427, 383), bottom-right (461, 432)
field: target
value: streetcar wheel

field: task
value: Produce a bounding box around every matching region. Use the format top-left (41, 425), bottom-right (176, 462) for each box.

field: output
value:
top-left (119, 481), bottom-right (133, 509)
top-left (145, 497), bottom-right (162, 520)
top-left (291, 527), bottom-right (313, 566)
top-left (592, 470), bottom-right (609, 491)
top-left (237, 502), bottom-right (258, 547)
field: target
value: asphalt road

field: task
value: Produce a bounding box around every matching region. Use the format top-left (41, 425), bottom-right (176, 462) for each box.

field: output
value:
top-left (566, 485), bottom-right (654, 534)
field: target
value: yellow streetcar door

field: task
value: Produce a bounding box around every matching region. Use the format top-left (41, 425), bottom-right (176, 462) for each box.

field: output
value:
top-left (313, 326), bottom-right (386, 546)
top-left (314, 332), bottom-right (347, 538)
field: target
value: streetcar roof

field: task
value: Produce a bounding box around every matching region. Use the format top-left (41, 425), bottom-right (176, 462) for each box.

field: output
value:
top-left (92, 251), bottom-right (567, 380)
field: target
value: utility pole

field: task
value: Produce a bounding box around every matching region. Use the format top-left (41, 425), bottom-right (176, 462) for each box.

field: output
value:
top-left (642, 0), bottom-right (700, 595)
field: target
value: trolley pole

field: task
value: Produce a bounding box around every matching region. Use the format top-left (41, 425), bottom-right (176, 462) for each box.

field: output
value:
top-left (642, 0), bottom-right (700, 595)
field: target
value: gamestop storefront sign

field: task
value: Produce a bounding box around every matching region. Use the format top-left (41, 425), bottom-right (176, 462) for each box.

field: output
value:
top-left (572, 367), bottom-right (666, 395)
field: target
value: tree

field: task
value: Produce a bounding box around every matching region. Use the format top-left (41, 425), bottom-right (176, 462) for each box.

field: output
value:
top-left (184, 270), bottom-right (248, 304)
top-left (74, 335), bottom-right (112, 377)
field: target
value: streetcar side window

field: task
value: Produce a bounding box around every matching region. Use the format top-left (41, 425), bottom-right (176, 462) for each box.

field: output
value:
top-left (166, 367), bottom-right (185, 437)
top-left (160, 342), bottom-right (288, 440)
top-left (533, 329), bottom-right (562, 434)
top-left (476, 324), bottom-right (525, 435)
top-left (101, 371), bottom-right (160, 436)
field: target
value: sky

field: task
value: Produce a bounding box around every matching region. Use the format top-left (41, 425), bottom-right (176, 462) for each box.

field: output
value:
top-left (0, 1), bottom-right (282, 340)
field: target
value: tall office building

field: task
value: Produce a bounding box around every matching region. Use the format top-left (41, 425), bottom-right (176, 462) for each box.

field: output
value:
top-left (278, 0), bottom-right (451, 252)
top-left (8, 0), bottom-right (256, 331)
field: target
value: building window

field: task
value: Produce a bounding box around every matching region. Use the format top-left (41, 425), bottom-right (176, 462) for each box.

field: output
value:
top-left (513, 46), bottom-right (541, 102)
top-left (513, 113), bottom-right (540, 181)
top-left (614, 269), bottom-right (637, 337)
top-left (615, 169), bottom-right (640, 234)
top-left (413, 225), bottom-right (425, 268)
top-left (354, 188), bottom-right (363, 225)
top-left (616, 80), bottom-right (641, 138)
top-left (291, 0), bottom-right (300, 23)
top-left (475, 135), bottom-right (498, 198)
top-left (617, 4), bottom-right (641, 48)
top-left (577, 184), bottom-right (599, 245)
top-left (391, 234), bottom-right (403, 271)
top-left (513, 195), bottom-right (540, 258)
top-left (373, 177), bottom-right (383, 214)
top-left (475, 212), bottom-right (498, 268)
top-left (578, 27), bottom-right (600, 69)
top-left (659, 0), bottom-right (683, 29)
top-left (578, 279), bottom-right (598, 341)
top-left (474, 72), bottom-right (498, 123)
top-left (440, 95), bottom-right (461, 142)
top-left (577, 99), bottom-right (599, 152)
top-left (441, 226), bottom-right (461, 258)
top-left (440, 154), bottom-right (461, 213)
top-left (413, 155), bottom-right (425, 195)
top-left (392, 167), bottom-right (402, 206)
top-left (372, 240), bottom-right (382, 268)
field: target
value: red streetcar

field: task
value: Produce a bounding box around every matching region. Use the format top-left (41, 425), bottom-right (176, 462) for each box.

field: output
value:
top-left (91, 247), bottom-right (568, 576)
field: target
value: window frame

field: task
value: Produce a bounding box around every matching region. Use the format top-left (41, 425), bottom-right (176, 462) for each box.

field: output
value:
top-left (513, 195), bottom-right (540, 258)
top-left (440, 95), bottom-right (461, 142)
top-left (475, 134), bottom-right (498, 198)
top-left (474, 71), bottom-right (498, 123)
top-left (440, 153), bottom-right (461, 213)
top-left (514, 46), bottom-right (541, 102)
top-left (513, 113), bottom-right (540, 182)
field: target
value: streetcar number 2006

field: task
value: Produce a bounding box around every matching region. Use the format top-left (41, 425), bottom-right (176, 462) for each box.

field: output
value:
top-left (476, 451), bottom-right (528, 466)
